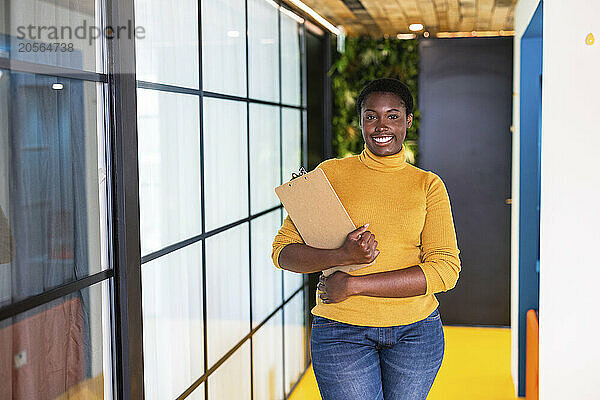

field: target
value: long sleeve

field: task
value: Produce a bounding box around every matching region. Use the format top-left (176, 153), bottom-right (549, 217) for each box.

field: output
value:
top-left (418, 173), bottom-right (461, 295)
top-left (271, 214), bottom-right (305, 269)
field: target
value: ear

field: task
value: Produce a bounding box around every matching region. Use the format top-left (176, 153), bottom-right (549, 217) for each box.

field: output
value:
top-left (406, 113), bottom-right (414, 129)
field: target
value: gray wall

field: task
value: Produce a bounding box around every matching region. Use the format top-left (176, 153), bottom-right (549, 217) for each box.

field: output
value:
top-left (418, 37), bottom-right (513, 326)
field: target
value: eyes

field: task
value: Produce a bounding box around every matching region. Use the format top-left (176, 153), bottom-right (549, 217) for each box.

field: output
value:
top-left (365, 114), bottom-right (399, 120)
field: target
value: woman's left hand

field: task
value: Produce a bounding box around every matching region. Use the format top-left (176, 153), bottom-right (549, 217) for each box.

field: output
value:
top-left (317, 272), bottom-right (353, 304)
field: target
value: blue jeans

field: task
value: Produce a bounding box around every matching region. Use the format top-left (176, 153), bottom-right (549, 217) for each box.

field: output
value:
top-left (310, 308), bottom-right (444, 400)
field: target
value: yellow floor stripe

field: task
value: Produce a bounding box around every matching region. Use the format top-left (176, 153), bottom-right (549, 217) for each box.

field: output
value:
top-left (289, 326), bottom-right (521, 400)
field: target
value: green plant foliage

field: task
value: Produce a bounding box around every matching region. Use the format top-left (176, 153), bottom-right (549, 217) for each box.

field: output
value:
top-left (329, 37), bottom-right (420, 163)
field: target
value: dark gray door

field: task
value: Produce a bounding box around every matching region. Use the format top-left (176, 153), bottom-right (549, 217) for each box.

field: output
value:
top-left (418, 37), bottom-right (513, 326)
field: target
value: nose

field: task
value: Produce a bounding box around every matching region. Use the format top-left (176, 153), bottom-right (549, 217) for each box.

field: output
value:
top-left (375, 119), bottom-right (388, 132)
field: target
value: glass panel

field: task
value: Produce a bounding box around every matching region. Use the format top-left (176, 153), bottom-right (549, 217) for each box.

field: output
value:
top-left (278, 207), bottom-right (304, 302)
top-left (248, 0), bottom-right (280, 102)
top-left (135, 0), bottom-right (199, 88)
top-left (201, 0), bottom-right (246, 96)
top-left (1, 0), bottom-right (103, 72)
top-left (280, 8), bottom-right (303, 106)
top-left (203, 97), bottom-right (248, 231)
top-left (281, 107), bottom-right (301, 183)
top-left (142, 243), bottom-right (204, 400)
top-left (252, 311), bottom-right (283, 400)
top-left (0, 280), bottom-right (111, 399)
top-left (0, 70), bottom-right (105, 303)
top-left (188, 384), bottom-right (205, 400)
top-left (137, 89), bottom-right (201, 256)
top-left (284, 291), bottom-right (305, 395)
top-left (249, 103), bottom-right (280, 214)
top-left (281, 108), bottom-right (303, 298)
top-left (206, 223), bottom-right (250, 367)
top-left (208, 341), bottom-right (251, 400)
top-left (250, 210), bottom-right (282, 327)
top-left (284, 270), bottom-right (303, 301)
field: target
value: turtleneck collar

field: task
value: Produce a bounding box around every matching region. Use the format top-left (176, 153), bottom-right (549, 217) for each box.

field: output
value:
top-left (358, 143), bottom-right (407, 172)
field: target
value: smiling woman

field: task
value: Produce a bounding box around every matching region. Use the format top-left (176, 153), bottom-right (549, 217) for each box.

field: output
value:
top-left (272, 78), bottom-right (461, 400)
top-left (358, 80), bottom-right (414, 157)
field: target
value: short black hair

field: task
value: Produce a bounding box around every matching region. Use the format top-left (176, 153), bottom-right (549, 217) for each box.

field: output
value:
top-left (355, 78), bottom-right (414, 118)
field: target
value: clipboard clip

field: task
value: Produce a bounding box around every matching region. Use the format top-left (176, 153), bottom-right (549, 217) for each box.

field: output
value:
top-left (291, 167), bottom-right (308, 180)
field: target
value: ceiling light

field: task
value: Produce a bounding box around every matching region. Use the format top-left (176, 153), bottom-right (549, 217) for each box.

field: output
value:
top-left (396, 33), bottom-right (416, 40)
top-left (280, 6), bottom-right (304, 24)
top-left (52, 83), bottom-right (64, 90)
top-left (423, 31), bottom-right (430, 37)
top-left (287, 0), bottom-right (341, 35)
top-left (436, 30), bottom-right (515, 38)
top-left (227, 30), bottom-right (240, 37)
top-left (409, 23), bottom-right (424, 32)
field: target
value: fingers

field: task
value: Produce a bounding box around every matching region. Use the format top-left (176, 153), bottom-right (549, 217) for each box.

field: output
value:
top-left (345, 224), bottom-right (380, 263)
top-left (318, 274), bottom-right (331, 303)
top-left (359, 231), bottom-right (372, 243)
top-left (319, 291), bottom-right (331, 304)
top-left (359, 232), bottom-right (377, 252)
top-left (348, 223), bottom-right (369, 239)
top-left (372, 249), bottom-right (380, 261)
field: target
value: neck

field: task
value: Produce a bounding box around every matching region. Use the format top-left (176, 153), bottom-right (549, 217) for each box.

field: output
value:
top-left (358, 143), bottom-right (407, 172)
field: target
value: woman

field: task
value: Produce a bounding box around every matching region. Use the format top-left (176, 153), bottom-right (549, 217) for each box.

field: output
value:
top-left (271, 78), bottom-right (461, 400)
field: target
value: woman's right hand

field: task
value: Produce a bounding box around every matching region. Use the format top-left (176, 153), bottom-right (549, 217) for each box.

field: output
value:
top-left (338, 224), bottom-right (380, 265)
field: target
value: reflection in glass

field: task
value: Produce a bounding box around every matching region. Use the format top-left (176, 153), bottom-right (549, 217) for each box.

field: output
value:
top-left (284, 269), bottom-right (303, 302)
top-left (209, 341), bottom-right (251, 400)
top-left (0, 70), bottom-right (104, 302)
top-left (281, 107), bottom-right (304, 298)
top-left (280, 8), bottom-right (303, 106)
top-left (253, 312), bottom-right (283, 400)
top-left (187, 384), bottom-right (205, 400)
top-left (142, 243), bottom-right (204, 400)
top-left (281, 107), bottom-right (301, 184)
top-left (203, 97), bottom-right (248, 231)
top-left (202, 0), bottom-right (247, 96)
top-left (251, 210), bottom-right (282, 326)
top-left (137, 89), bottom-right (201, 256)
top-left (248, 0), bottom-right (280, 102)
top-left (206, 223), bottom-right (250, 367)
top-left (284, 291), bottom-right (306, 395)
top-left (2, 0), bottom-right (102, 72)
top-left (135, 0), bottom-right (199, 88)
top-left (249, 103), bottom-right (280, 214)
top-left (0, 281), bottom-right (110, 399)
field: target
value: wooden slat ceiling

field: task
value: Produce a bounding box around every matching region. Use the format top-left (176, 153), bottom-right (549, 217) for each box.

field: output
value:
top-left (301, 0), bottom-right (516, 36)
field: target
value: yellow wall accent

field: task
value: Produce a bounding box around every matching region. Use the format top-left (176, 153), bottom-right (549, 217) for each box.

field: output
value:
top-left (585, 33), bottom-right (595, 45)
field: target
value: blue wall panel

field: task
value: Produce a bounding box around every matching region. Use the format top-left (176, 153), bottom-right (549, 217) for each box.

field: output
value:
top-left (518, 1), bottom-right (542, 396)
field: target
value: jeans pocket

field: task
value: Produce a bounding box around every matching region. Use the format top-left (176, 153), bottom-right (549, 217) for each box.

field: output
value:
top-left (311, 315), bottom-right (342, 327)
top-left (425, 308), bottom-right (441, 321)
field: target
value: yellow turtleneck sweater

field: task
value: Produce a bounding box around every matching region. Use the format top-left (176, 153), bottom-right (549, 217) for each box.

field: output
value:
top-left (271, 144), bottom-right (461, 326)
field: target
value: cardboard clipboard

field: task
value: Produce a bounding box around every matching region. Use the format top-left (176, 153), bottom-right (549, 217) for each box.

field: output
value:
top-left (274, 167), bottom-right (374, 276)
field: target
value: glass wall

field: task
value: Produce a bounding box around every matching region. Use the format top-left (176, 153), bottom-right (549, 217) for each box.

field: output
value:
top-left (134, 0), bottom-right (308, 398)
top-left (0, 0), bottom-right (312, 397)
top-left (0, 0), bottom-right (112, 397)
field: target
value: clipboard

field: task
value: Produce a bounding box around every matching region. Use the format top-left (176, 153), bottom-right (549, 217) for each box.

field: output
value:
top-left (274, 167), bottom-right (374, 276)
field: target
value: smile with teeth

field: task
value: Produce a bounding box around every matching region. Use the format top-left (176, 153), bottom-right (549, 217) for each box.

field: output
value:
top-left (372, 135), bottom-right (394, 145)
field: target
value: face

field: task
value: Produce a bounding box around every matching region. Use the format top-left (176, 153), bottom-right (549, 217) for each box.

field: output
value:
top-left (360, 91), bottom-right (413, 156)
